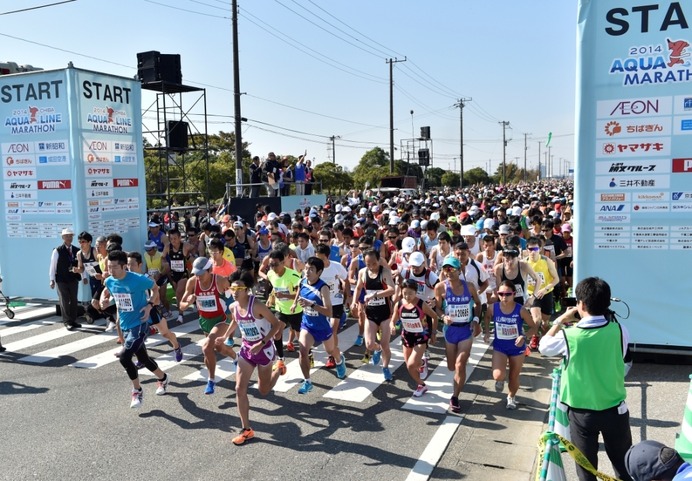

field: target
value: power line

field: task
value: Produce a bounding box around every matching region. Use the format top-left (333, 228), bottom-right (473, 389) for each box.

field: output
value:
top-left (0, 0), bottom-right (76, 16)
top-left (287, 0), bottom-right (393, 58)
top-left (185, 0), bottom-right (230, 12)
top-left (143, 0), bottom-right (229, 19)
top-left (239, 9), bottom-right (386, 83)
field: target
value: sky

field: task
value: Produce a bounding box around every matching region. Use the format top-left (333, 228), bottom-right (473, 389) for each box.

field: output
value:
top-left (1, 0), bottom-right (578, 177)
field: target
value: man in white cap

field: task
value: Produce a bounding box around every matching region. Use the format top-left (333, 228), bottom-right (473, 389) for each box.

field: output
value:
top-left (179, 256), bottom-right (237, 395)
top-left (49, 227), bottom-right (82, 330)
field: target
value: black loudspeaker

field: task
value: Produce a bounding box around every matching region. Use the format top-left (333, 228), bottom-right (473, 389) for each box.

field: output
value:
top-left (137, 51), bottom-right (182, 84)
top-left (167, 121), bottom-right (188, 151)
top-left (418, 148), bottom-right (430, 166)
top-left (420, 126), bottom-right (431, 140)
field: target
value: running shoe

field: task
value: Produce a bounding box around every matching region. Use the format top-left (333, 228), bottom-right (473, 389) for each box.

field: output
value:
top-left (372, 349), bottom-right (382, 366)
top-left (130, 388), bottom-right (143, 408)
top-left (449, 396), bottom-right (461, 413)
top-left (529, 335), bottom-right (539, 350)
top-left (419, 355), bottom-right (429, 380)
top-left (506, 395), bottom-right (517, 410)
top-left (105, 321), bottom-right (116, 332)
top-left (273, 359), bottom-right (287, 376)
top-left (339, 311), bottom-right (347, 329)
top-left (174, 346), bottom-right (183, 362)
top-left (413, 384), bottom-right (428, 397)
top-left (149, 326), bottom-right (157, 335)
top-left (114, 348), bottom-right (124, 358)
top-left (297, 380), bottom-right (313, 394)
top-left (308, 352), bottom-right (314, 368)
top-left (382, 367), bottom-right (392, 382)
top-left (224, 337), bottom-right (234, 347)
top-left (177, 314), bottom-right (183, 324)
top-left (156, 374), bottom-right (170, 395)
top-left (232, 428), bottom-right (255, 446)
top-left (395, 320), bottom-right (403, 333)
top-left (285, 342), bottom-right (295, 352)
top-left (376, 330), bottom-right (382, 342)
top-left (325, 356), bottom-right (336, 369)
top-left (554, 300), bottom-right (561, 313)
top-left (204, 380), bottom-right (215, 395)
top-left (135, 361), bottom-right (145, 370)
top-left (361, 351), bottom-right (371, 364)
top-left (335, 355), bottom-right (346, 379)
top-left (354, 335), bottom-right (364, 347)
top-left (495, 380), bottom-right (505, 393)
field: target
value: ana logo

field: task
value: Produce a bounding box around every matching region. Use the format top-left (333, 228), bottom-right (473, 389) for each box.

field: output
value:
top-left (600, 204), bottom-right (626, 212)
top-left (604, 121), bottom-right (622, 136)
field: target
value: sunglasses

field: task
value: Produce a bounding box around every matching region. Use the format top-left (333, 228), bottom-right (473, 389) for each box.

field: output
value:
top-left (442, 265), bottom-right (457, 271)
top-left (528, 247), bottom-right (540, 252)
top-left (79, 240), bottom-right (88, 244)
top-left (497, 291), bottom-right (514, 297)
top-left (319, 239), bottom-right (330, 243)
top-left (229, 286), bottom-right (247, 292)
top-left (542, 229), bottom-right (552, 233)
top-left (388, 235), bottom-right (397, 239)
top-left (349, 244), bottom-right (358, 248)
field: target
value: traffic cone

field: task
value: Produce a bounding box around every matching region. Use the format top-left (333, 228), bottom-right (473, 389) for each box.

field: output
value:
top-left (675, 374), bottom-right (692, 463)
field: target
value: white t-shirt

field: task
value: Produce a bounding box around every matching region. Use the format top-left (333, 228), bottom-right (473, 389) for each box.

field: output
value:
top-left (320, 260), bottom-right (348, 307)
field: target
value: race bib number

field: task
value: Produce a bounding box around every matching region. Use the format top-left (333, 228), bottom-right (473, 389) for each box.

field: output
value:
top-left (527, 271), bottom-right (545, 287)
top-left (366, 289), bottom-right (385, 306)
top-left (147, 268), bottom-right (159, 277)
top-left (402, 318), bottom-right (424, 333)
top-left (239, 321), bottom-right (261, 342)
top-left (170, 260), bottom-right (185, 272)
top-left (84, 262), bottom-right (98, 277)
top-left (447, 304), bottom-right (470, 323)
top-left (416, 282), bottom-right (425, 296)
top-left (113, 293), bottom-right (134, 312)
top-left (514, 284), bottom-right (524, 298)
top-left (303, 305), bottom-right (318, 317)
top-left (496, 322), bottom-right (519, 340)
top-left (274, 286), bottom-right (290, 296)
top-left (196, 294), bottom-right (218, 312)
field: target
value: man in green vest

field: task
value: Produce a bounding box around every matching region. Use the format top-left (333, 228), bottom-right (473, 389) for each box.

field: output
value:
top-left (539, 277), bottom-right (632, 481)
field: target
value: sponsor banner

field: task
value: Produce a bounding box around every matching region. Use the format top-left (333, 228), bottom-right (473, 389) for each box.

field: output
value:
top-left (280, 194), bottom-right (327, 216)
top-left (596, 137), bottom-right (670, 158)
top-left (4, 167), bottom-right (37, 179)
top-left (595, 159), bottom-right (670, 175)
top-left (632, 202), bottom-right (670, 212)
top-left (113, 178), bottom-right (138, 188)
top-left (38, 179), bottom-right (71, 189)
top-left (87, 188), bottom-right (113, 198)
top-left (87, 179), bottom-right (112, 189)
top-left (3, 153), bottom-right (36, 166)
top-left (595, 174), bottom-right (670, 189)
top-left (597, 117), bottom-right (672, 139)
top-left (577, 1), bottom-right (692, 348)
top-left (672, 158), bottom-right (692, 172)
top-left (4, 180), bottom-right (37, 191)
top-left (85, 165), bottom-right (112, 177)
top-left (596, 97), bottom-right (672, 118)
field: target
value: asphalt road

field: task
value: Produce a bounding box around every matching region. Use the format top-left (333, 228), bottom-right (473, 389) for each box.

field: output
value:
top-left (1, 304), bottom-right (690, 481)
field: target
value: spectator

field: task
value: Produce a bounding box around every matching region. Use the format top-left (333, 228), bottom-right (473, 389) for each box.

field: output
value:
top-left (249, 156), bottom-right (262, 198)
top-left (305, 159), bottom-right (314, 195)
top-left (294, 155), bottom-right (306, 195)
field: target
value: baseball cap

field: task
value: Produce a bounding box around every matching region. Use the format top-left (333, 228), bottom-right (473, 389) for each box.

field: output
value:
top-left (409, 251), bottom-right (426, 267)
top-left (561, 223), bottom-right (572, 232)
top-left (442, 257), bottom-right (461, 270)
top-left (460, 225), bottom-right (477, 236)
top-left (191, 256), bottom-right (213, 275)
top-left (258, 228), bottom-right (270, 235)
top-left (233, 220), bottom-right (244, 228)
top-left (402, 236), bottom-right (416, 253)
top-left (411, 220), bottom-right (421, 229)
top-left (148, 221), bottom-right (160, 228)
top-left (388, 215), bottom-right (400, 226)
top-left (498, 224), bottom-right (511, 235)
top-left (267, 212), bottom-right (278, 221)
top-left (144, 241), bottom-right (157, 250)
top-left (625, 440), bottom-right (684, 481)
top-left (503, 247), bottom-right (520, 257)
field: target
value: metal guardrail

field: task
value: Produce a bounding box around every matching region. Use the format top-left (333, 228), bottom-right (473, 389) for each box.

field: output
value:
top-left (225, 180), bottom-right (323, 199)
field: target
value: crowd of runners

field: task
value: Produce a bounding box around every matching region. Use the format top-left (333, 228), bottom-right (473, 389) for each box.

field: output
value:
top-left (60, 179), bottom-right (576, 446)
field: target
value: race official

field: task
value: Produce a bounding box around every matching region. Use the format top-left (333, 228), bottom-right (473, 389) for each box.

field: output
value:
top-left (49, 227), bottom-right (82, 330)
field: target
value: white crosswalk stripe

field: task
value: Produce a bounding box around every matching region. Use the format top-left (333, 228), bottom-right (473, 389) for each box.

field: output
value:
top-left (3, 306), bottom-right (495, 416)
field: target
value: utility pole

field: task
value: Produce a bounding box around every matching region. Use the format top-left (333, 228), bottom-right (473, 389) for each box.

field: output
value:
top-left (232, 0), bottom-right (243, 197)
top-left (537, 141), bottom-right (542, 180)
top-left (523, 133), bottom-right (531, 183)
top-left (548, 146), bottom-right (552, 178)
top-left (499, 121), bottom-right (510, 184)
top-left (387, 57), bottom-right (406, 173)
top-left (454, 97), bottom-right (471, 188)
top-left (329, 135), bottom-right (340, 164)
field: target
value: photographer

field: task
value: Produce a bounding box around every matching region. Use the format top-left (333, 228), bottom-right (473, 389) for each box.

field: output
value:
top-left (539, 276), bottom-right (632, 481)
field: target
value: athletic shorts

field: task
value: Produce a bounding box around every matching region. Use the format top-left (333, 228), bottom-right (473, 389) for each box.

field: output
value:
top-left (155, 275), bottom-right (169, 287)
top-left (445, 323), bottom-right (473, 344)
top-left (331, 304), bottom-right (344, 321)
top-left (239, 339), bottom-right (275, 367)
top-left (278, 311), bottom-right (302, 331)
top-left (493, 338), bottom-right (526, 357)
top-left (301, 322), bottom-right (333, 343)
top-left (149, 305), bottom-right (162, 325)
top-left (365, 305), bottom-right (391, 326)
top-left (527, 291), bottom-right (554, 316)
top-left (199, 314), bottom-right (226, 334)
top-left (402, 329), bottom-right (430, 348)
top-left (169, 272), bottom-right (187, 284)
